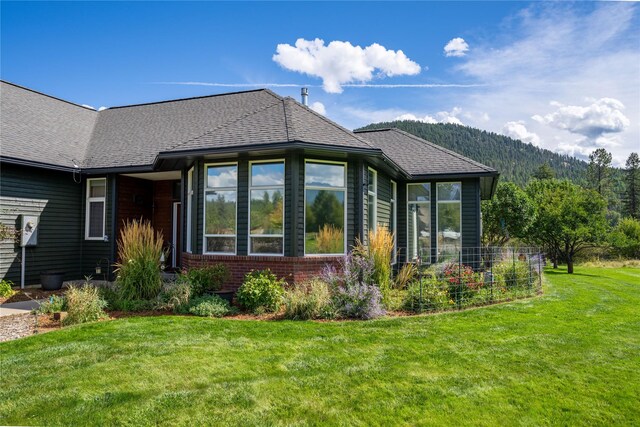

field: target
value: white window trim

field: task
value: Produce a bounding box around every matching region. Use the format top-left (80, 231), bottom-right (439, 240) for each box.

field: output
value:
top-left (391, 180), bottom-right (397, 265)
top-left (203, 162), bottom-right (238, 255)
top-left (186, 167), bottom-right (194, 253)
top-left (436, 181), bottom-right (462, 256)
top-left (303, 159), bottom-right (348, 257)
top-left (248, 159), bottom-right (285, 256)
top-left (406, 182), bottom-right (431, 262)
top-left (367, 167), bottom-right (377, 234)
top-left (85, 177), bottom-right (107, 241)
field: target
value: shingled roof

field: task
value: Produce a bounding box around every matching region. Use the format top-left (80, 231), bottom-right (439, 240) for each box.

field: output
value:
top-left (1, 81), bottom-right (497, 185)
top-left (355, 128), bottom-right (497, 177)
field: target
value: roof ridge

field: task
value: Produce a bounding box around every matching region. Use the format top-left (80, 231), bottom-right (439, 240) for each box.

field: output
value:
top-left (104, 88), bottom-right (280, 110)
top-left (162, 99), bottom-right (284, 152)
top-left (1, 80), bottom-right (98, 112)
top-left (283, 97), bottom-right (377, 149)
top-left (389, 128), bottom-right (496, 173)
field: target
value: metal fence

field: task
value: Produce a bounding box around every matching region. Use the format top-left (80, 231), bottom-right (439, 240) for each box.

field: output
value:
top-left (406, 246), bottom-right (543, 313)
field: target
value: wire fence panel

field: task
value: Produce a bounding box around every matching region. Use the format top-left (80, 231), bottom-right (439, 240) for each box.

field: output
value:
top-left (405, 246), bottom-right (543, 313)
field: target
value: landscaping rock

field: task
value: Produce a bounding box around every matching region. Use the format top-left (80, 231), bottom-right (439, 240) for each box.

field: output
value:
top-left (0, 314), bottom-right (36, 342)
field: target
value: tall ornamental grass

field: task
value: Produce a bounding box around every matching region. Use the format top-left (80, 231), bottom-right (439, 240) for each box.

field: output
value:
top-left (114, 219), bottom-right (164, 301)
top-left (354, 225), bottom-right (394, 302)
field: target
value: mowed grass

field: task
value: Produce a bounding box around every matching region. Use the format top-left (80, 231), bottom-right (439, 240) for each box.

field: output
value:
top-left (1, 267), bottom-right (639, 426)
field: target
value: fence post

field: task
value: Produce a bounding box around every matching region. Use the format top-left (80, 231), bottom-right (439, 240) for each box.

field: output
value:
top-left (458, 250), bottom-right (462, 309)
top-left (489, 248), bottom-right (494, 302)
top-left (512, 248), bottom-right (516, 295)
top-left (538, 248), bottom-right (543, 292)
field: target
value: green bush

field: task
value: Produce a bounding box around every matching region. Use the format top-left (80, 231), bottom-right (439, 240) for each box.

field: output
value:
top-left (180, 264), bottom-right (230, 296)
top-left (609, 217), bottom-right (640, 259)
top-left (493, 260), bottom-right (532, 290)
top-left (155, 279), bottom-right (192, 312)
top-left (36, 295), bottom-right (67, 314)
top-left (283, 279), bottom-right (334, 320)
top-left (236, 269), bottom-right (285, 313)
top-left (114, 219), bottom-right (164, 301)
top-left (187, 295), bottom-right (235, 318)
top-left (0, 279), bottom-right (15, 298)
top-left (63, 285), bottom-right (108, 326)
top-left (403, 279), bottom-right (450, 312)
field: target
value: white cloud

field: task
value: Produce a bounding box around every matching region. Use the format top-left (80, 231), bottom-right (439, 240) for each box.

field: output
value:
top-left (310, 101), bottom-right (326, 115)
top-left (532, 98), bottom-right (630, 139)
top-left (394, 107), bottom-right (464, 125)
top-left (273, 38), bottom-right (421, 93)
top-left (502, 121), bottom-right (541, 146)
top-left (444, 37), bottom-right (469, 57)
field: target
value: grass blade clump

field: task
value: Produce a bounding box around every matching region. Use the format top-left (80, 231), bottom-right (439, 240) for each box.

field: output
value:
top-left (63, 284), bottom-right (107, 326)
top-left (114, 219), bottom-right (164, 301)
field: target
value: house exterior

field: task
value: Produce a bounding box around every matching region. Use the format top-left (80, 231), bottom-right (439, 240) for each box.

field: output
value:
top-left (0, 80), bottom-right (498, 288)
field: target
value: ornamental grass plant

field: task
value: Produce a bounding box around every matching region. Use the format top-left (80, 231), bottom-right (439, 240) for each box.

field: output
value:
top-left (114, 219), bottom-right (164, 301)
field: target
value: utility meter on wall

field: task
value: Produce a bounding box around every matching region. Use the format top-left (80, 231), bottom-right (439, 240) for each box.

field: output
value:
top-left (21, 215), bottom-right (39, 247)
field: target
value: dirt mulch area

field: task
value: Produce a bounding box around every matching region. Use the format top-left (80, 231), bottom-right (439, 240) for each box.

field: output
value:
top-left (0, 314), bottom-right (62, 342)
top-left (0, 287), bottom-right (67, 305)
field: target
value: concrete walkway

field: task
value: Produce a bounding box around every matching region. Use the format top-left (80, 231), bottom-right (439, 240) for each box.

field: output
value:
top-left (0, 299), bottom-right (43, 317)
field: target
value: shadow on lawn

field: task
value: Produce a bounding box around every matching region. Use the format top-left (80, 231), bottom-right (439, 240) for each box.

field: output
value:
top-left (544, 267), bottom-right (601, 278)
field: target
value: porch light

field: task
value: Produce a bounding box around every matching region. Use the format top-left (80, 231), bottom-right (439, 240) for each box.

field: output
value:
top-left (95, 264), bottom-right (102, 275)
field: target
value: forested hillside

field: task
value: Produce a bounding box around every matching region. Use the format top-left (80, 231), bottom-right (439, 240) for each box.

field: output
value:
top-left (356, 121), bottom-right (588, 185)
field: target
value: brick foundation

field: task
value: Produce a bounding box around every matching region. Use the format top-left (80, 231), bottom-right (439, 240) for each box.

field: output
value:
top-left (182, 253), bottom-right (342, 290)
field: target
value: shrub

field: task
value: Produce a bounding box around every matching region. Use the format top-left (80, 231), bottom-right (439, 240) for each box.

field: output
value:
top-left (283, 279), bottom-right (333, 320)
top-left (403, 279), bottom-right (450, 312)
top-left (394, 263), bottom-right (417, 289)
top-left (180, 264), bottom-right (230, 296)
top-left (63, 284), bottom-right (107, 326)
top-left (442, 262), bottom-right (483, 301)
top-left (609, 217), bottom-right (640, 259)
top-left (114, 219), bottom-right (164, 301)
top-left (36, 295), bottom-right (67, 314)
top-left (332, 283), bottom-right (385, 320)
top-left (316, 224), bottom-right (344, 254)
top-left (0, 279), bottom-right (15, 298)
top-left (322, 253), bottom-right (375, 288)
top-left (187, 295), bottom-right (234, 318)
top-left (236, 269), bottom-right (285, 313)
top-left (156, 279), bottom-right (192, 312)
top-left (493, 259), bottom-right (532, 290)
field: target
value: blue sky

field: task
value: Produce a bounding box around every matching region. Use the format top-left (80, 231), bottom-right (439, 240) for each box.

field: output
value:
top-left (2, 1), bottom-right (638, 164)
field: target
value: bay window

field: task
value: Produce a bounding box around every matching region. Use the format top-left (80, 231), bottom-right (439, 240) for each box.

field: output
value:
top-left (186, 167), bottom-right (193, 253)
top-left (204, 163), bottom-right (237, 254)
top-left (85, 178), bottom-right (106, 240)
top-left (367, 167), bottom-right (377, 233)
top-left (304, 160), bottom-right (346, 255)
top-left (407, 183), bottom-right (431, 261)
top-left (249, 160), bottom-right (285, 255)
top-left (437, 182), bottom-right (462, 255)
top-left (390, 180), bottom-right (397, 264)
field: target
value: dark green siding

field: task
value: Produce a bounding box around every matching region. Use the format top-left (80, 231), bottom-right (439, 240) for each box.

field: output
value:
top-left (236, 159), bottom-right (249, 255)
top-left (0, 163), bottom-right (83, 284)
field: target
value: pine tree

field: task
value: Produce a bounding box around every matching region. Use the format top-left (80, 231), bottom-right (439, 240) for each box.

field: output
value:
top-left (624, 152), bottom-right (640, 219)
top-left (533, 163), bottom-right (556, 180)
top-left (587, 148), bottom-right (613, 198)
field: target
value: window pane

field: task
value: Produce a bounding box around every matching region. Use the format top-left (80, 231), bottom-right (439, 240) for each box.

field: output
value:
top-left (437, 182), bottom-right (461, 201)
top-left (89, 180), bottom-right (106, 198)
top-left (206, 237), bottom-right (235, 253)
top-left (250, 237), bottom-right (284, 255)
top-left (88, 201), bottom-right (104, 238)
top-left (408, 184), bottom-right (430, 202)
top-left (207, 165), bottom-right (237, 188)
top-left (368, 169), bottom-right (375, 193)
top-left (250, 189), bottom-right (283, 235)
top-left (305, 189), bottom-right (345, 254)
top-left (205, 191), bottom-right (236, 234)
top-left (305, 162), bottom-right (345, 187)
top-left (438, 202), bottom-right (461, 254)
top-left (251, 162), bottom-right (284, 186)
top-left (408, 203), bottom-right (430, 260)
top-left (368, 194), bottom-right (376, 232)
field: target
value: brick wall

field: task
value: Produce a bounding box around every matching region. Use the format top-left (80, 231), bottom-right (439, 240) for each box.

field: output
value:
top-left (182, 253), bottom-right (342, 290)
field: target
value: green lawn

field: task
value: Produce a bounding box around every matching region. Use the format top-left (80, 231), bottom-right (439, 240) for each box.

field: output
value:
top-left (1, 266), bottom-right (639, 426)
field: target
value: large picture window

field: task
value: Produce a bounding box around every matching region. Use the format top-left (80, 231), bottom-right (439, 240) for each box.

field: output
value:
top-left (304, 160), bottom-right (346, 255)
top-left (249, 160), bottom-right (285, 255)
top-left (407, 183), bottom-right (430, 261)
top-left (437, 182), bottom-right (462, 255)
top-left (367, 167), bottom-right (377, 233)
top-left (204, 163), bottom-right (237, 254)
top-left (85, 178), bottom-right (106, 240)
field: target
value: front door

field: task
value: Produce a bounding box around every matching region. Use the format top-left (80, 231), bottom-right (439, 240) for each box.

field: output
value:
top-left (172, 201), bottom-right (182, 269)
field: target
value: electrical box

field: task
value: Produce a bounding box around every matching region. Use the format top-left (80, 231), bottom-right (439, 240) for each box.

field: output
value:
top-left (20, 215), bottom-right (39, 247)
